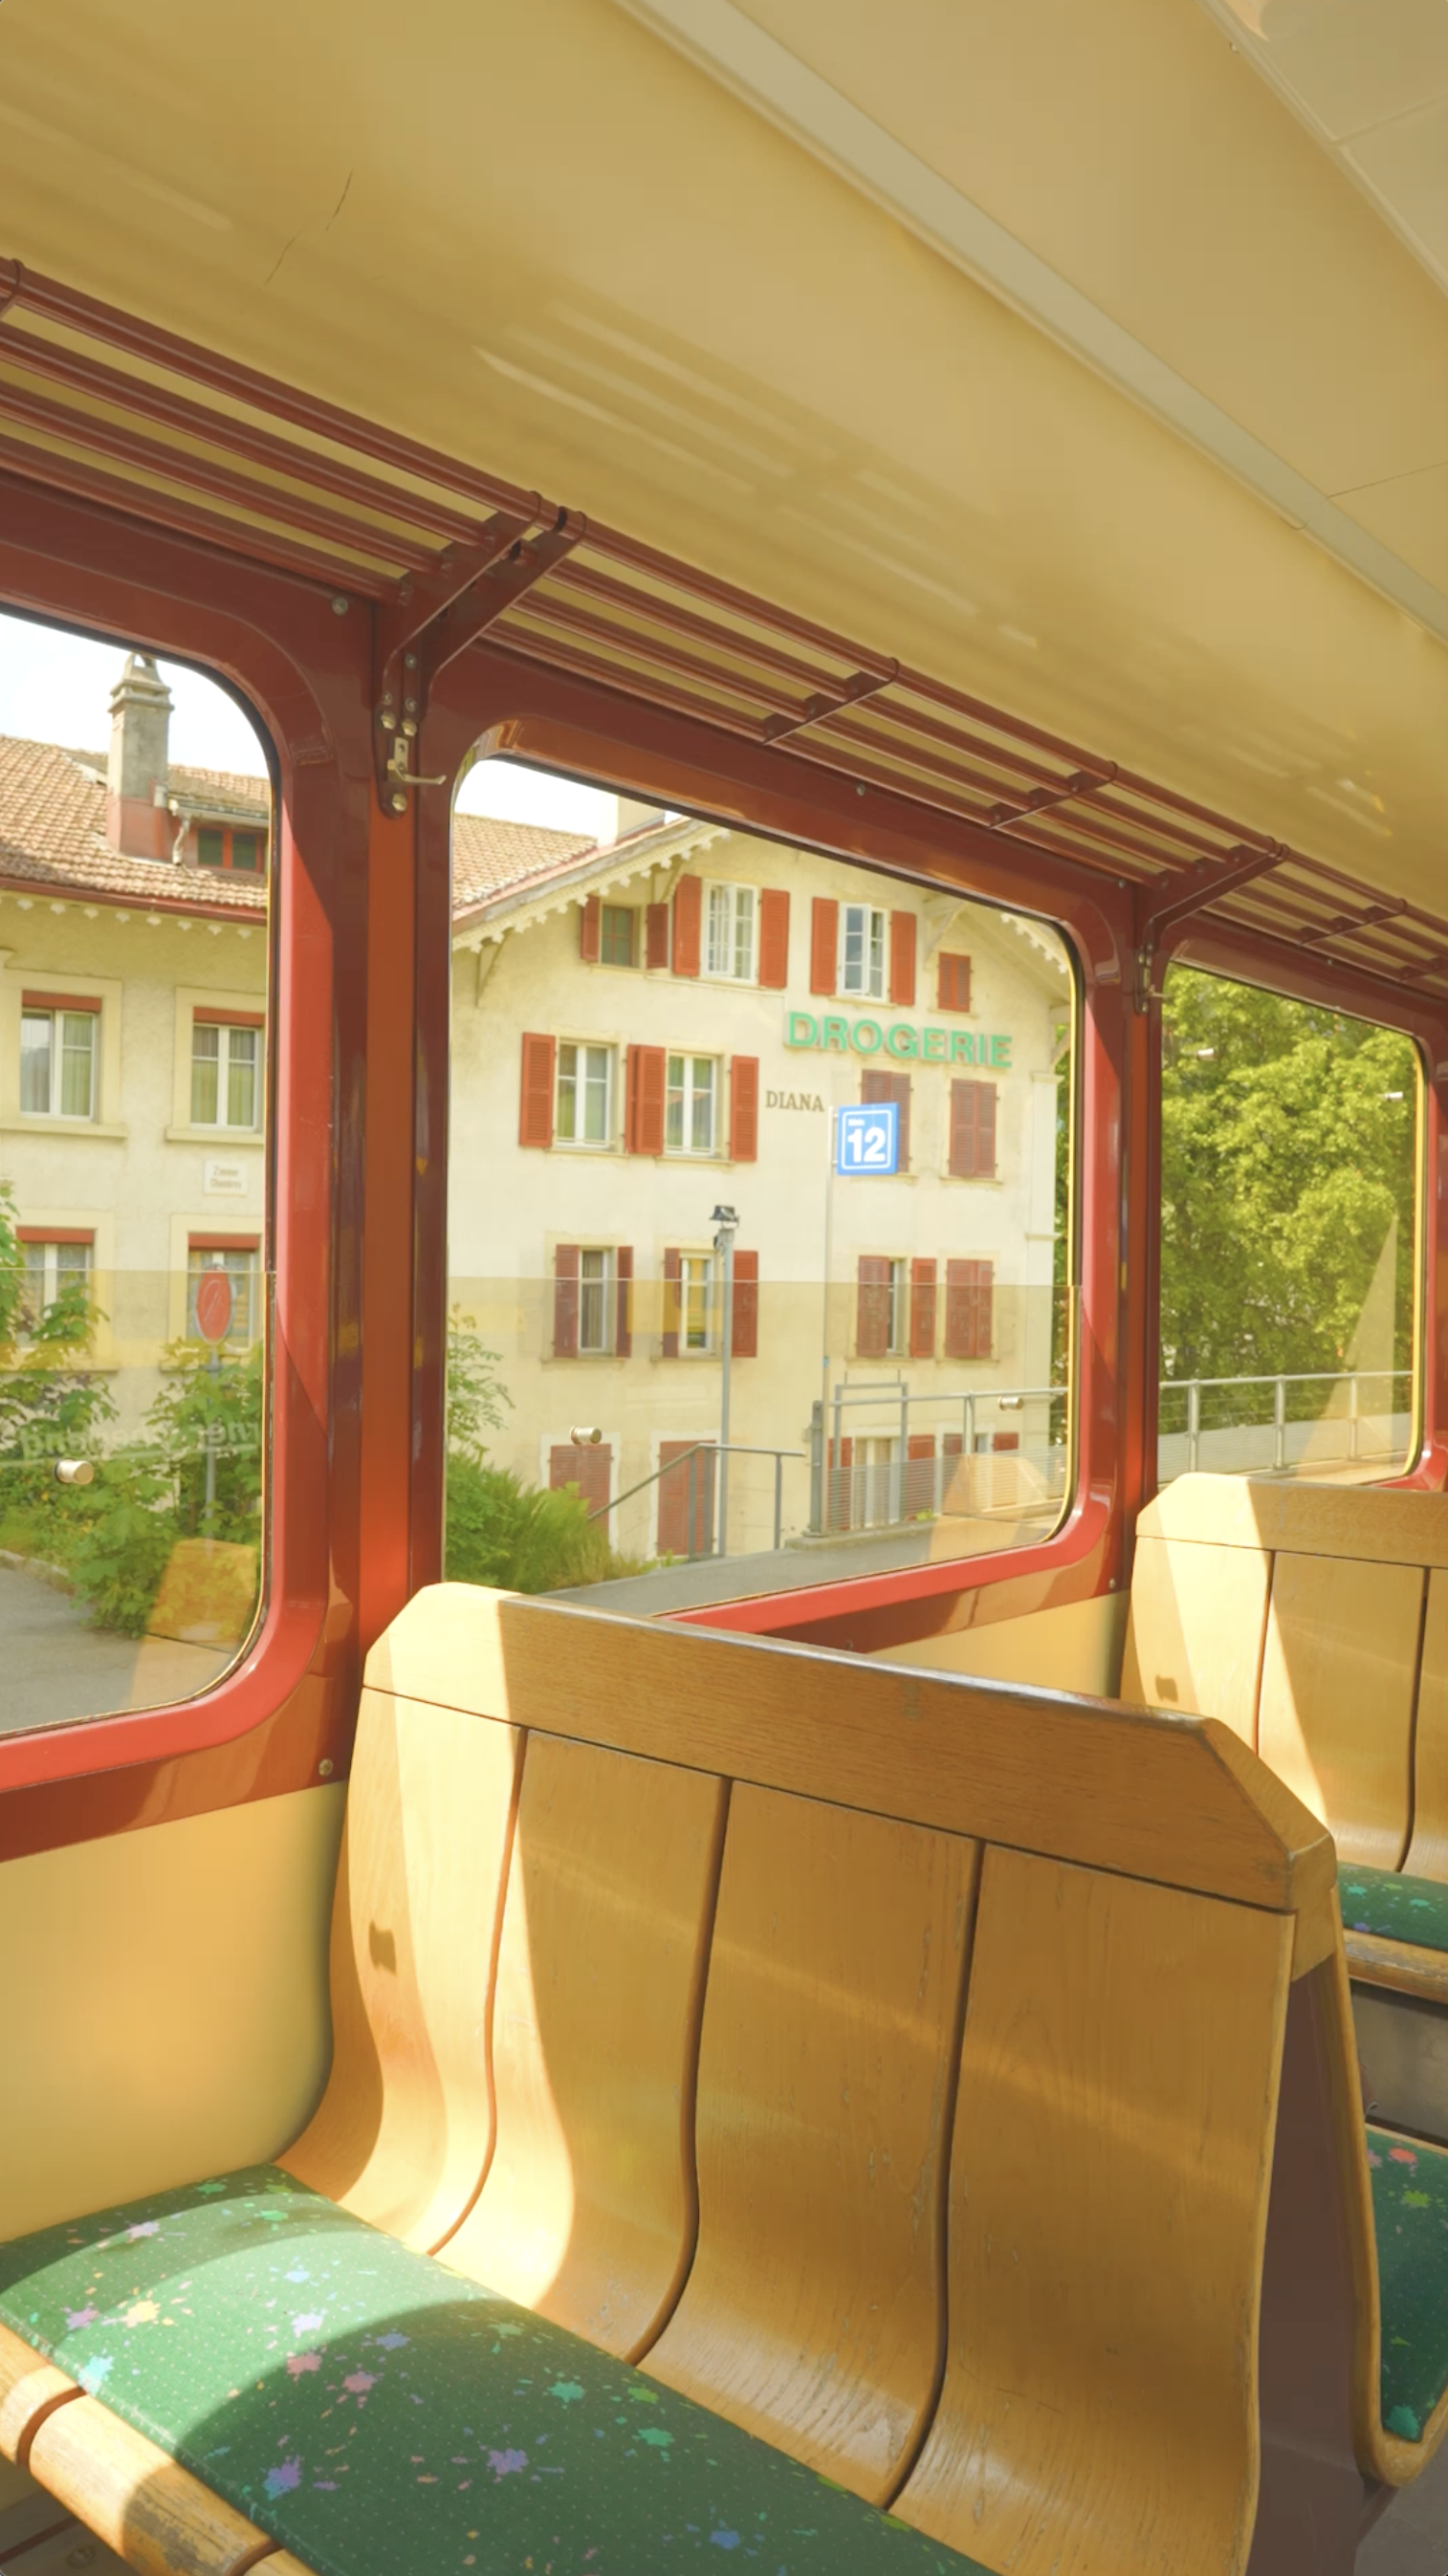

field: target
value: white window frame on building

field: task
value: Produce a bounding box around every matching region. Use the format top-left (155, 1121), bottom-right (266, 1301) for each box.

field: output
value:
top-left (556, 1039), bottom-right (616, 1147)
top-left (665, 1053), bottom-right (718, 1156)
top-left (704, 881), bottom-right (757, 983)
top-left (578, 1246), bottom-right (614, 1355)
top-left (16, 1232), bottom-right (93, 1335)
top-left (19, 998), bottom-right (98, 1120)
top-left (839, 903), bottom-right (888, 999)
top-left (186, 1238), bottom-right (260, 1344)
top-left (190, 1015), bottom-right (262, 1130)
top-left (677, 1250), bottom-right (715, 1354)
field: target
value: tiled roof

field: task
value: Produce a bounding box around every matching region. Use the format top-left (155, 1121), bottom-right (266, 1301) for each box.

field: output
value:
top-left (0, 735), bottom-right (606, 920)
top-left (0, 735), bottom-right (266, 913)
top-left (451, 813), bottom-right (594, 906)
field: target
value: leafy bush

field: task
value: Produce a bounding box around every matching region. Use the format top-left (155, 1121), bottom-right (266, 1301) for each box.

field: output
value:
top-left (444, 1456), bottom-right (615, 1593)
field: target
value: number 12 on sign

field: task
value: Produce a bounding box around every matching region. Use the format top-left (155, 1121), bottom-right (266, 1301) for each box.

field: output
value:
top-left (835, 1101), bottom-right (899, 1176)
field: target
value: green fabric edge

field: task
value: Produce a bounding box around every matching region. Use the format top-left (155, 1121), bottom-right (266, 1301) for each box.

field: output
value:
top-left (1368, 2125), bottom-right (1448, 2443)
top-left (1339, 1863), bottom-right (1448, 1957)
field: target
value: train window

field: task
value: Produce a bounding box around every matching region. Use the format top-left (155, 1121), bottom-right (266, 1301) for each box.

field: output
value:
top-left (1158, 965), bottom-right (1419, 1485)
top-left (448, 762), bottom-right (1076, 1613)
top-left (0, 617), bottom-right (272, 1736)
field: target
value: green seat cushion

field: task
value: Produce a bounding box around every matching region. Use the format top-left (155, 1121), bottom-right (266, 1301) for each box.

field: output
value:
top-left (1368, 2126), bottom-right (1448, 2442)
top-left (0, 2169), bottom-right (982, 2576)
top-left (1339, 1864), bottom-right (1448, 1956)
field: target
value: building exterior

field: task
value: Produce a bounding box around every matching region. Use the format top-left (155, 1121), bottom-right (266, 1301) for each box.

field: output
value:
top-left (1, 657), bottom-right (1072, 1584)
top-left (450, 804), bottom-right (1072, 1571)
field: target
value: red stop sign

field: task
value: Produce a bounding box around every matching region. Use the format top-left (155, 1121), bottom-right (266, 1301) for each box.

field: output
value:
top-left (195, 1268), bottom-right (234, 1345)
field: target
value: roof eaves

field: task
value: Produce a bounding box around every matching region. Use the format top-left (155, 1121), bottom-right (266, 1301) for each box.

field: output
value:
top-left (452, 818), bottom-right (722, 939)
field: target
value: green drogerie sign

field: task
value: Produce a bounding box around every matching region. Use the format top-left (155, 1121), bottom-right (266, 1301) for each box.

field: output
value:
top-left (786, 1011), bottom-right (1012, 1066)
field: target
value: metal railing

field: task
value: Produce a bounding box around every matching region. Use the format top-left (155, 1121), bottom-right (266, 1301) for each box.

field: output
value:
top-left (586, 1440), bottom-right (804, 1558)
top-left (808, 1379), bottom-right (1061, 1532)
top-left (1160, 1367), bottom-right (1413, 1474)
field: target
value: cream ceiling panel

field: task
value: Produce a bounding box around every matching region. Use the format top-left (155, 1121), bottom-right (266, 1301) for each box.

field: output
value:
top-left (3, 0), bottom-right (1448, 906)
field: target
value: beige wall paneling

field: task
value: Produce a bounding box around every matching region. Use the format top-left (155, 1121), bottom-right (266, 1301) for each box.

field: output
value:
top-left (1120, 1535), bottom-right (1271, 1742)
top-left (282, 1692), bottom-right (520, 2250)
top-left (1258, 1554), bottom-right (1423, 1869)
top-left (27, 2396), bottom-right (275, 2576)
top-left (0, 1788), bottom-right (341, 2244)
top-left (436, 1735), bottom-right (726, 2358)
top-left (643, 1787), bottom-right (976, 2504)
top-left (869, 1591), bottom-right (1129, 1697)
top-left (895, 1846), bottom-right (1292, 2576)
top-left (1406, 1568), bottom-right (1448, 1880)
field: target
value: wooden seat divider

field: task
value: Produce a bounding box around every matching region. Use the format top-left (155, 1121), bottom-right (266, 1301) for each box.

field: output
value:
top-left (4, 1579), bottom-right (1444, 2576)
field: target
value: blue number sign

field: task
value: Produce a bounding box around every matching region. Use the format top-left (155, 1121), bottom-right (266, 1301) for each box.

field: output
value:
top-left (835, 1102), bottom-right (899, 1176)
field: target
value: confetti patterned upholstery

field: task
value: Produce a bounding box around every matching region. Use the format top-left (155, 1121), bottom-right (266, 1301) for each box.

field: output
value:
top-left (1339, 1864), bottom-right (1448, 1957)
top-left (1369, 2126), bottom-right (1448, 2445)
top-left (0, 2169), bottom-right (984, 2576)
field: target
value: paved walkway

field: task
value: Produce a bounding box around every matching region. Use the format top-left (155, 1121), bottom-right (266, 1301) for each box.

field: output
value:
top-left (0, 1558), bottom-right (227, 1734)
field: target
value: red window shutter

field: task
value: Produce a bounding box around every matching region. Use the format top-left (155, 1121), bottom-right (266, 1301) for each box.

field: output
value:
top-left (616, 1244), bottom-right (633, 1360)
top-left (625, 1044), bottom-right (667, 1154)
top-left (658, 1439), bottom-right (714, 1555)
top-left (757, 888), bottom-right (790, 988)
top-left (810, 898), bottom-right (838, 996)
top-left (977, 1081), bottom-right (998, 1179)
top-left (646, 903), bottom-right (670, 969)
top-left (730, 1055), bottom-right (759, 1162)
top-left (579, 896), bottom-right (601, 963)
top-left (937, 952), bottom-right (972, 1014)
top-left (889, 910), bottom-right (916, 1007)
top-left (993, 1431), bottom-right (1020, 1452)
top-left (732, 1249), bottom-right (758, 1358)
top-left (945, 1258), bottom-right (994, 1361)
top-left (856, 1255), bottom-right (890, 1359)
top-left (549, 1441), bottom-right (612, 1511)
top-left (519, 1032), bottom-right (556, 1147)
top-left (672, 875), bottom-right (702, 976)
top-left (861, 1068), bottom-right (910, 1169)
top-left (662, 1246), bottom-right (681, 1359)
top-left (949, 1080), bottom-right (997, 1179)
top-left (910, 1257), bottom-right (936, 1358)
top-left (554, 1244), bottom-right (581, 1358)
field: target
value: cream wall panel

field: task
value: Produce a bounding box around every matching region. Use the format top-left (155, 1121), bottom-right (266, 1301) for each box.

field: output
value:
top-left (869, 1592), bottom-right (1128, 1699)
top-left (0, 1786), bottom-right (343, 2241)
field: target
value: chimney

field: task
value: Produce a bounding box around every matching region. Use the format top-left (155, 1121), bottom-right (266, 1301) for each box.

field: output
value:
top-left (605, 794), bottom-right (667, 845)
top-left (106, 652), bottom-right (173, 859)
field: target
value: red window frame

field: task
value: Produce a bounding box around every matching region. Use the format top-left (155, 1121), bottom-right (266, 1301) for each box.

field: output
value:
top-left (4, 461), bottom-right (1446, 1826)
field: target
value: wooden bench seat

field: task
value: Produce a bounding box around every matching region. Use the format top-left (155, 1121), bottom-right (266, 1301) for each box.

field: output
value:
top-left (0, 1583), bottom-right (1441, 2576)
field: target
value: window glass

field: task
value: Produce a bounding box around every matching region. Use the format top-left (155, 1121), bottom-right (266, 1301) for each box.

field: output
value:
top-left (707, 883), bottom-right (757, 981)
top-left (840, 903), bottom-right (885, 999)
top-left (1157, 966), bottom-right (1419, 1483)
top-left (448, 763), bottom-right (1077, 1612)
top-left (0, 620), bottom-right (272, 1738)
top-left (557, 1041), bottom-right (612, 1144)
top-left (666, 1055), bottom-right (716, 1155)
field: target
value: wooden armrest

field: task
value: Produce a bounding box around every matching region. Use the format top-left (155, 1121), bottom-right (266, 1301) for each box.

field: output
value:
top-left (0, 2321), bottom-right (80, 2466)
top-left (1346, 1930), bottom-right (1448, 2007)
top-left (28, 2395), bottom-right (278, 2576)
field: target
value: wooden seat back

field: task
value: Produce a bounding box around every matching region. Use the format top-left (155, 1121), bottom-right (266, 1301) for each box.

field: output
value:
top-left (644, 1786), bottom-right (976, 2503)
top-left (353, 1582), bottom-right (1340, 2576)
top-left (1123, 1475), bottom-right (1448, 1871)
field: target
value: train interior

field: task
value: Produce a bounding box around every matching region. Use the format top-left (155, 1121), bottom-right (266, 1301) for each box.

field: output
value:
top-left (4, 3), bottom-right (1448, 2571)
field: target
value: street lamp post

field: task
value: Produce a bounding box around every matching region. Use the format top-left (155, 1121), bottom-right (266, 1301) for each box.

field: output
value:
top-left (712, 1203), bottom-right (738, 1558)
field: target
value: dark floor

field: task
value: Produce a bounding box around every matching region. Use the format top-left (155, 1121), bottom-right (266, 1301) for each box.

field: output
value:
top-left (1356, 2441), bottom-right (1448, 2573)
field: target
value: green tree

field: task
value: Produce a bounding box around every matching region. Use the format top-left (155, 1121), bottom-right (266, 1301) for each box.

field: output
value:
top-left (1159, 969), bottom-right (1416, 1421)
top-left (0, 1181), bottom-right (117, 1556)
